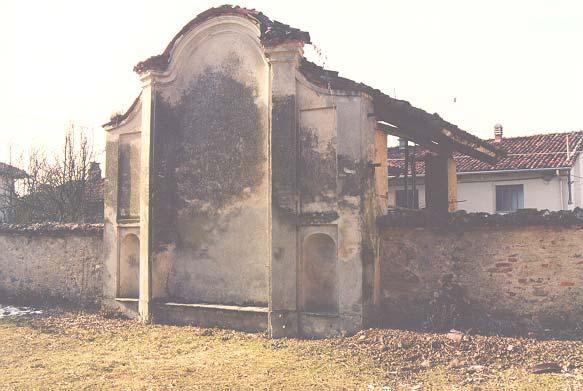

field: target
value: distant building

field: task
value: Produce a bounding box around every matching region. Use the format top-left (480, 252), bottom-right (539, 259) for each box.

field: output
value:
top-left (4, 161), bottom-right (103, 223)
top-left (388, 127), bottom-right (583, 213)
top-left (85, 162), bottom-right (104, 222)
top-left (0, 162), bottom-right (27, 222)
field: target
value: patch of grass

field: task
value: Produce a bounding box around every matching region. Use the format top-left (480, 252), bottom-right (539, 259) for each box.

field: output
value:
top-left (0, 313), bottom-right (385, 390)
top-left (1, 310), bottom-right (582, 390)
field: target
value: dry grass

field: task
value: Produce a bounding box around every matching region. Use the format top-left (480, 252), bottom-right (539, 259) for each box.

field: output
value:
top-left (0, 309), bottom-right (581, 390)
top-left (0, 310), bottom-right (384, 390)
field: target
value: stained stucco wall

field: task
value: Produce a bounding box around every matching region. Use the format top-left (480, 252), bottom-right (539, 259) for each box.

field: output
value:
top-left (0, 227), bottom-right (102, 304)
top-left (379, 225), bottom-right (583, 332)
top-left (150, 18), bottom-right (270, 306)
top-left (294, 77), bottom-right (381, 334)
top-left (103, 98), bottom-right (142, 302)
top-left (295, 81), bottom-right (365, 333)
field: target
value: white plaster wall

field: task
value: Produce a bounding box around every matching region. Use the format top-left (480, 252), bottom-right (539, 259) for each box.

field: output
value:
top-left (388, 182), bottom-right (427, 209)
top-left (456, 180), bottom-right (496, 212)
top-left (573, 154), bottom-right (583, 208)
top-left (458, 175), bottom-right (567, 213)
top-left (389, 172), bottom-right (571, 213)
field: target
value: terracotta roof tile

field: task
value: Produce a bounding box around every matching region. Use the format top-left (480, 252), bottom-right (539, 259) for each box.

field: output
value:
top-left (388, 131), bottom-right (583, 175)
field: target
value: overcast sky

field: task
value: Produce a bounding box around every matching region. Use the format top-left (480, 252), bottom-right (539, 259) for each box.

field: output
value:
top-left (1, 0), bottom-right (582, 164)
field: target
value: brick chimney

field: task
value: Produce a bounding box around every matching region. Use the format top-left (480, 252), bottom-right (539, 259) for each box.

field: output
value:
top-left (494, 124), bottom-right (503, 143)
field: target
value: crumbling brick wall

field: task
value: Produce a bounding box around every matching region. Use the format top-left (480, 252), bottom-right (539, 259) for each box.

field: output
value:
top-left (0, 223), bottom-right (103, 305)
top-left (378, 209), bottom-right (583, 334)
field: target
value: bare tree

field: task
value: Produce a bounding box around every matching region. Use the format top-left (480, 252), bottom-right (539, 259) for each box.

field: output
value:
top-left (1, 124), bottom-right (102, 223)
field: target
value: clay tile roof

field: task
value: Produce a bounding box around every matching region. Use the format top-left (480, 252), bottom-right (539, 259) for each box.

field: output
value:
top-left (0, 162), bottom-right (27, 179)
top-left (388, 131), bottom-right (583, 175)
top-left (133, 5), bottom-right (310, 74)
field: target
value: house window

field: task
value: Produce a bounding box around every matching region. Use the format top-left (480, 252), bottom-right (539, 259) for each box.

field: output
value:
top-left (396, 189), bottom-right (419, 209)
top-left (496, 184), bottom-right (524, 212)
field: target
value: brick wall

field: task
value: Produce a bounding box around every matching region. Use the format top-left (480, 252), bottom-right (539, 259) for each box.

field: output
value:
top-left (379, 224), bottom-right (583, 333)
top-left (0, 223), bottom-right (103, 305)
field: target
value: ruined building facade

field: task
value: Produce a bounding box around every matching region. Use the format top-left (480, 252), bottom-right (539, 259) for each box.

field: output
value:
top-left (103, 6), bottom-right (501, 337)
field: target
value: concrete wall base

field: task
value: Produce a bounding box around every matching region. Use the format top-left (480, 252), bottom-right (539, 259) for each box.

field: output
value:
top-left (298, 312), bottom-right (361, 338)
top-left (102, 298), bottom-right (140, 319)
top-left (155, 302), bottom-right (268, 332)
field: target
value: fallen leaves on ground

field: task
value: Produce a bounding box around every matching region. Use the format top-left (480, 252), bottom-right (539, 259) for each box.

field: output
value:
top-left (340, 328), bottom-right (583, 387)
top-left (1, 307), bottom-right (583, 390)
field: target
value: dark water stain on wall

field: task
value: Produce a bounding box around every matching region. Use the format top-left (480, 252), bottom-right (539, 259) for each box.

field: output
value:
top-left (118, 135), bottom-right (140, 219)
top-left (175, 71), bottom-right (265, 208)
top-left (152, 67), bottom-right (265, 253)
top-left (152, 94), bottom-right (180, 248)
top-left (337, 154), bottom-right (363, 198)
top-left (271, 95), bottom-right (297, 219)
top-left (299, 129), bottom-right (336, 207)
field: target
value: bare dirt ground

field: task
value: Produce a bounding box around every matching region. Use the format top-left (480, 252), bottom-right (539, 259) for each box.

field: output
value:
top-left (1, 306), bottom-right (582, 390)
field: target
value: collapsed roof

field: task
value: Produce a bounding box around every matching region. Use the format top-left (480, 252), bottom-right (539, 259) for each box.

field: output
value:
top-left (110, 5), bottom-right (503, 164)
top-left (299, 59), bottom-right (502, 163)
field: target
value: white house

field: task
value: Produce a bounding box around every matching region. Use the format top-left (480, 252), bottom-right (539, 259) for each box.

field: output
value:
top-left (0, 162), bottom-right (27, 222)
top-left (388, 126), bottom-right (583, 213)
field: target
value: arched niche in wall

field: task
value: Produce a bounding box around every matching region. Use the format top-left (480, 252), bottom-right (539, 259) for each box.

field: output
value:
top-left (118, 233), bottom-right (140, 298)
top-left (301, 232), bottom-right (338, 314)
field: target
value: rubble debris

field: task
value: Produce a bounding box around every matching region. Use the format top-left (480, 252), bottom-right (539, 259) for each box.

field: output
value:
top-left (425, 274), bottom-right (471, 332)
top-left (446, 330), bottom-right (464, 344)
top-left (346, 328), bottom-right (582, 383)
top-left (530, 362), bottom-right (562, 374)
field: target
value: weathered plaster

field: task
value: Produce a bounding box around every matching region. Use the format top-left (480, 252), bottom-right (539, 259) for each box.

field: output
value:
top-left (147, 20), bottom-right (270, 307)
top-left (0, 231), bottom-right (102, 304)
top-left (103, 10), bottom-right (386, 337)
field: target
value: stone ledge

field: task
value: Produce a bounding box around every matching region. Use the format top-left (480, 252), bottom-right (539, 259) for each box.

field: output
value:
top-left (377, 208), bottom-right (583, 229)
top-left (163, 302), bottom-right (268, 313)
top-left (0, 222), bottom-right (104, 236)
top-left (155, 302), bottom-right (268, 332)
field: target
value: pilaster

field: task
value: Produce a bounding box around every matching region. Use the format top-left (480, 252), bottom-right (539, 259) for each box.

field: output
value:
top-left (138, 73), bottom-right (155, 323)
top-left (266, 43), bottom-right (303, 337)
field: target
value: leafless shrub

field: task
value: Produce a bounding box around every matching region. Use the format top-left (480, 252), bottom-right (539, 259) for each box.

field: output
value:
top-left (0, 124), bottom-right (102, 223)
